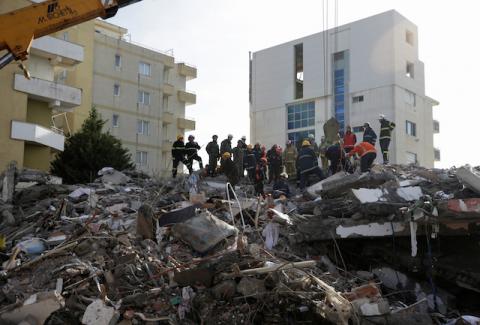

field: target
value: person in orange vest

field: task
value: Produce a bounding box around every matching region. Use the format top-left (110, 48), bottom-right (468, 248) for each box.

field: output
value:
top-left (343, 125), bottom-right (357, 154)
top-left (347, 141), bottom-right (377, 172)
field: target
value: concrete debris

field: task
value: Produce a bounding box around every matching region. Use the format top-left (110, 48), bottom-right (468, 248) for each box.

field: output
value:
top-left (456, 165), bottom-right (480, 195)
top-left (0, 162), bottom-right (479, 324)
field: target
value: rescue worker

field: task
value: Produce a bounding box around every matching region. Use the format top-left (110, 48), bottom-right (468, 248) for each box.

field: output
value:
top-left (325, 142), bottom-right (343, 175)
top-left (362, 122), bottom-right (377, 146)
top-left (219, 152), bottom-right (239, 195)
top-left (185, 135), bottom-right (203, 174)
top-left (319, 136), bottom-right (329, 172)
top-left (205, 135), bottom-right (220, 177)
top-left (272, 173), bottom-right (291, 198)
top-left (171, 135), bottom-right (188, 178)
top-left (220, 134), bottom-right (233, 155)
top-left (283, 141), bottom-right (297, 178)
top-left (347, 141), bottom-right (377, 173)
top-left (232, 140), bottom-right (245, 177)
top-left (240, 136), bottom-right (247, 149)
top-left (343, 125), bottom-right (357, 153)
top-left (244, 144), bottom-right (257, 182)
top-left (297, 140), bottom-right (325, 189)
top-left (254, 157), bottom-right (267, 196)
top-left (308, 134), bottom-right (320, 156)
top-left (253, 143), bottom-right (262, 162)
top-left (267, 144), bottom-right (283, 184)
top-left (379, 114), bottom-right (396, 164)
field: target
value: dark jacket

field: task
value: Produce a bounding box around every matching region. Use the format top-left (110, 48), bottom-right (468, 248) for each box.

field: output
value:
top-left (363, 127), bottom-right (377, 145)
top-left (220, 139), bottom-right (232, 155)
top-left (266, 148), bottom-right (282, 167)
top-left (232, 146), bottom-right (244, 163)
top-left (244, 151), bottom-right (257, 171)
top-left (297, 147), bottom-right (319, 174)
top-left (185, 141), bottom-right (200, 158)
top-left (273, 179), bottom-right (290, 197)
top-left (220, 158), bottom-right (239, 185)
top-left (172, 140), bottom-right (186, 159)
top-left (379, 119), bottom-right (396, 140)
top-left (206, 141), bottom-right (219, 158)
top-left (253, 147), bottom-right (262, 162)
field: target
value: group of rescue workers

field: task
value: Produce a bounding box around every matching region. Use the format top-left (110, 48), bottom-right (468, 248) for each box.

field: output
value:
top-left (171, 114), bottom-right (395, 194)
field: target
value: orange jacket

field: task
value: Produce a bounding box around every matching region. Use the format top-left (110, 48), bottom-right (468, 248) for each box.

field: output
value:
top-left (348, 142), bottom-right (376, 158)
top-left (343, 131), bottom-right (357, 149)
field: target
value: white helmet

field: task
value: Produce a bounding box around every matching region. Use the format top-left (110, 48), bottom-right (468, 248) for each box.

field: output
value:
top-left (308, 134), bottom-right (315, 139)
top-left (379, 114), bottom-right (386, 119)
top-left (241, 136), bottom-right (246, 140)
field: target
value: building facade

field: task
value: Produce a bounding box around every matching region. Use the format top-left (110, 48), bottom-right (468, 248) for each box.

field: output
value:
top-left (250, 10), bottom-right (440, 167)
top-left (0, 0), bottom-right (196, 176)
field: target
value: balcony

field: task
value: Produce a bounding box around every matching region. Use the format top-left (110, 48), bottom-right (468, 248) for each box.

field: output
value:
top-left (31, 36), bottom-right (84, 67)
top-left (14, 74), bottom-right (82, 111)
top-left (163, 112), bottom-right (174, 124)
top-left (162, 140), bottom-right (172, 152)
top-left (177, 90), bottom-right (196, 105)
top-left (433, 120), bottom-right (440, 134)
top-left (11, 121), bottom-right (64, 151)
top-left (177, 117), bottom-right (196, 131)
top-left (163, 83), bottom-right (174, 96)
top-left (177, 63), bottom-right (197, 80)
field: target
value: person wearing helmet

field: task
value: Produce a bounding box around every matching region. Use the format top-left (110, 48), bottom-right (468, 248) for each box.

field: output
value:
top-left (220, 134), bottom-right (233, 156)
top-left (240, 136), bottom-right (247, 149)
top-left (347, 141), bottom-right (377, 172)
top-left (308, 134), bottom-right (320, 156)
top-left (378, 115), bottom-right (396, 164)
top-left (219, 152), bottom-right (239, 193)
top-left (362, 122), bottom-right (377, 145)
top-left (283, 140), bottom-right (297, 179)
top-left (254, 156), bottom-right (266, 196)
top-left (267, 144), bottom-right (283, 184)
top-left (185, 135), bottom-right (203, 174)
top-left (206, 135), bottom-right (220, 177)
top-left (296, 140), bottom-right (325, 189)
top-left (232, 140), bottom-right (245, 177)
top-left (272, 172), bottom-right (291, 198)
top-left (171, 135), bottom-right (188, 178)
top-left (244, 144), bottom-right (257, 182)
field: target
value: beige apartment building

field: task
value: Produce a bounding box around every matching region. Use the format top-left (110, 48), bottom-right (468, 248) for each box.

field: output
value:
top-left (0, 0), bottom-right (196, 176)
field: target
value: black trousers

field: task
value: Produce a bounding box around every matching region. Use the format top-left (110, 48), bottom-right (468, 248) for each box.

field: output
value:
top-left (207, 155), bottom-right (218, 176)
top-left (172, 157), bottom-right (188, 178)
top-left (187, 154), bottom-right (203, 174)
top-left (268, 165), bottom-right (281, 183)
top-left (379, 138), bottom-right (390, 164)
top-left (361, 152), bottom-right (376, 172)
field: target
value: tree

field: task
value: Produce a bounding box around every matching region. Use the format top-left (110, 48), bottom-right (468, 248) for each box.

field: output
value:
top-left (51, 108), bottom-right (134, 184)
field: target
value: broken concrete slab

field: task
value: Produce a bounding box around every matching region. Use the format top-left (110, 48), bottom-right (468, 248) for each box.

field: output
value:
top-left (321, 171), bottom-right (396, 198)
top-left (136, 204), bottom-right (154, 240)
top-left (456, 165), bottom-right (480, 195)
top-left (0, 291), bottom-right (64, 324)
top-left (82, 299), bottom-right (119, 325)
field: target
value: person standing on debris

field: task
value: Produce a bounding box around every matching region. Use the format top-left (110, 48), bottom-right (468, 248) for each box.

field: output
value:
top-left (362, 122), bottom-right (377, 146)
top-left (185, 135), bottom-right (203, 174)
top-left (325, 142), bottom-right (343, 175)
top-left (319, 136), bottom-right (329, 172)
top-left (273, 173), bottom-right (291, 198)
top-left (219, 152), bottom-right (239, 193)
top-left (297, 140), bottom-right (325, 189)
top-left (283, 140), bottom-right (297, 178)
top-left (343, 125), bottom-right (357, 153)
top-left (240, 136), bottom-right (247, 149)
top-left (206, 135), bottom-right (220, 177)
top-left (171, 135), bottom-right (188, 178)
top-left (244, 144), bottom-right (257, 182)
top-left (267, 144), bottom-right (283, 184)
top-left (220, 134), bottom-right (233, 155)
top-left (232, 140), bottom-right (245, 178)
top-left (308, 134), bottom-right (320, 156)
top-left (378, 114), bottom-right (396, 164)
top-left (347, 141), bottom-right (377, 173)
top-left (254, 157), bottom-right (267, 196)
top-left (253, 143), bottom-right (262, 162)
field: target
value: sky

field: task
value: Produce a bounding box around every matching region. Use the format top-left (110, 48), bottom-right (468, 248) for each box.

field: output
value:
top-left (109, 0), bottom-right (480, 168)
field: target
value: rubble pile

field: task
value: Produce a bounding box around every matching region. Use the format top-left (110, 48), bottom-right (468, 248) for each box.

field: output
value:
top-left (0, 163), bottom-right (480, 324)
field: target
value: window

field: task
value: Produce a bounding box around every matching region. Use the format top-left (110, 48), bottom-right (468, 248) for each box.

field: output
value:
top-left (352, 126), bottom-right (364, 133)
top-left (288, 130), bottom-right (315, 148)
top-left (433, 120), bottom-right (440, 133)
top-left (162, 95), bottom-right (169, 110)
top-left (138, 90), bottom-right (150, 105)
top-left (112, 114), bottom-right (119, 127)
top-left (404, 90), bottom-right (416, 106)
top-left (163, 67), bottom-right (170, 83)
top-left (287, 101), bottom-right (315, 130)
top-left (137, 120), bottom-right (150, 135)
top-left (114, 54), bottom-right (122, 68)
top-left (333, 51), bottom-right (348, 132)
top-left (434, 149), bottom-right (441, 161)
top-left (139, 62), bottom-right (151, 76)
top-left (113, 84), bottom-right (120, 96)
top-left (406, 30), bottom-right (414, 46)
top-left (406, 120), bottom-right (416, 136)
top-left (136, 151), bottom-right (148, 166)
top-left (352, 95), bottom-right (364, 103)
top-left (294, 43), bottom-right (303, 99)
top-left (406, 152), bottom-right (417, 165)
top-left (406, 62), bottom-right (414, 78)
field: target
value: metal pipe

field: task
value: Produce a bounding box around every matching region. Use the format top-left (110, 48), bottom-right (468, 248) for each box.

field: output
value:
top-left (0, 53), bottom-right (15, 70)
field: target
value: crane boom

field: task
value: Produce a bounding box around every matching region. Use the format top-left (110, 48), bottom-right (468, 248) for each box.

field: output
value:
top-left (0, 0), bottom-right (142, 69)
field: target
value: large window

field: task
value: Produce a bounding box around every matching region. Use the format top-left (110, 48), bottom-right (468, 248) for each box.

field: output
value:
top-left (406, 152), bottom-right (417, 165)
top-left (333, 51), bottom-right (347, 132)
top-left (114, 54), bottom-right (122, 68)
top-left (137, 120), bottom-right (150, 135)
top-left (287, 101), bottom-right (315, 130)
top-left (136, 151), bottom-right (148, 166)
top-left (138, 90), bottom-right (151, 105)
top-left (404, 90), bottom-right (416, 106)
top-left (406, 61), bottom-right (414, 78)
top-left (113, 84), bottom-right (120, 96)
top-left (112, 114), bottom-right (119, 128)
top-left (139, 61), bottom-right (151, 76)
top-left (288, 130), bottom-right (315, 149)
top-left (406, 120), bottom-right (416, 136)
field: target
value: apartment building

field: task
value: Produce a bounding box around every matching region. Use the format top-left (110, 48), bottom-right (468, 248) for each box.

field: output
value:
top-left (250, 10), bottom-right (440, 167)
top-left (92, 20), bottom-right (197, 176)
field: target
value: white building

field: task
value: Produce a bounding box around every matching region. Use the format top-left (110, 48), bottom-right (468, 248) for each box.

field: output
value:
top-left (250, 10), bottom-right (440, 167)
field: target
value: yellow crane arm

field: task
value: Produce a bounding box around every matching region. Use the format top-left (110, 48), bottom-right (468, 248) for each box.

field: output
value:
top-left (0, 0), bottom-right (142, 69)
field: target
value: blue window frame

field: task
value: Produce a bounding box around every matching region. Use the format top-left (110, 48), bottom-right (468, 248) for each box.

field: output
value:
top-left (288, 130), bottom-right (315, 149)
top-left (334, 68), bottom-right (346, 132)
top-left (287, 101), bottom-right (315, 130)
